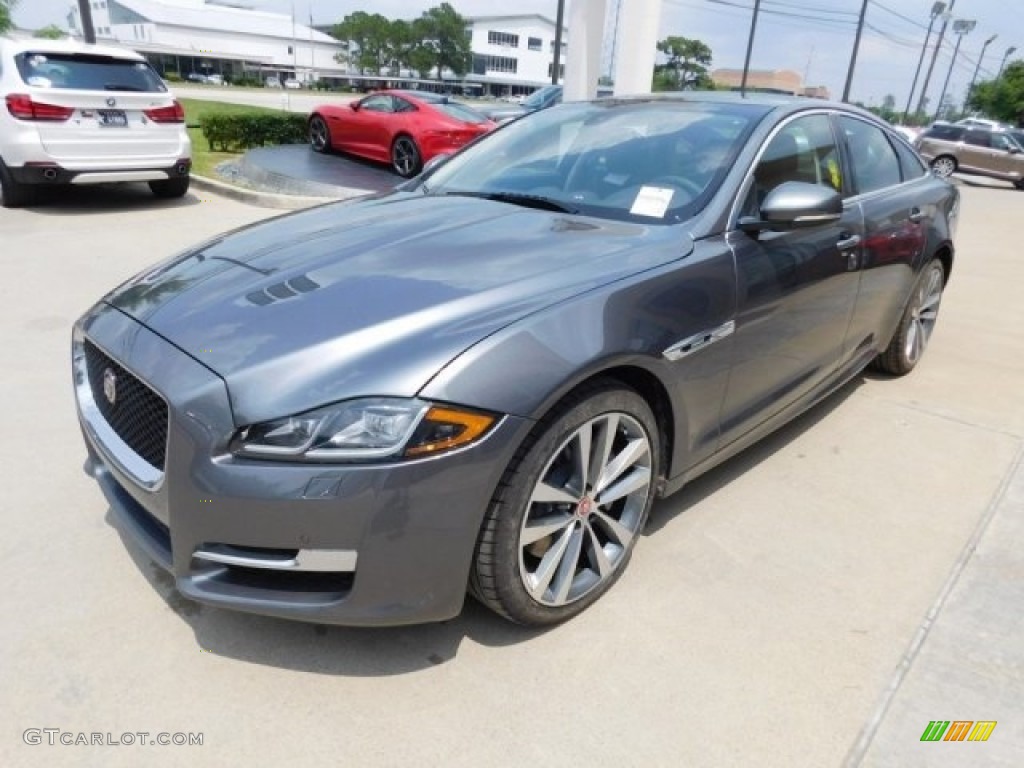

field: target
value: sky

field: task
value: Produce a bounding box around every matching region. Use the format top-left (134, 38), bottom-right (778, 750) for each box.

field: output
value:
top-left (12, 0), bottom-right (1023, 110)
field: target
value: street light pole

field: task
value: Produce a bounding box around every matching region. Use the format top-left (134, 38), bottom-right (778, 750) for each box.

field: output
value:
top-left (965, 33), bottom-right (997, 110)
top-left (842, 0), bottom-right (869, 102)
top-left (917, 0), bottom-right (956, 115)
top-left (740, 0), bottom-right (762, 96)
top-left (903, 2), bottom-right (946, 123)
top-left (76, 0), bottom-right (96, 43)
top-left (552, 0), bottom-right (565, 85)
top-left (934, 19), bottom-right (975, 121)
top-left (997, 46), bottom-right (1017, 78)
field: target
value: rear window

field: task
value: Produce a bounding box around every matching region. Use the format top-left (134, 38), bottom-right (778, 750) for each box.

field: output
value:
top-left (924, 124), bottom-right (963, 141)
top-left (15, 52), bottom-right (167, 93)
top-left (436, 102), bottom-right (490, 124)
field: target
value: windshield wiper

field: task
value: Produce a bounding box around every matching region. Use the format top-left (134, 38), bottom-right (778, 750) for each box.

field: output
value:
top-left (440, 190), bottom-right (578, 214)
top-left (104, 83), bottom-right (146, 91)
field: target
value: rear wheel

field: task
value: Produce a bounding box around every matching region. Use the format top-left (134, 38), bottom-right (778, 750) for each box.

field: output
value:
top-left (930, 155), bottom-right (957, 178)
top-left (873, 259), bottom-right (945, 375)
top-left (1014, 179), bottom-right (1024, 191)
top-left (391, 135), bottom-right (421, 178)
top-left (149, 175), bottom-right (190, 199)
top-left (309, 115), bottom-right (331, 153)
top-left (471, 381), bottom-right (660, 626)
top-left (0, 161), bottom-right (36, 208)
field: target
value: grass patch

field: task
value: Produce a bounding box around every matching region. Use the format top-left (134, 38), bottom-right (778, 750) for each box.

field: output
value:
top-left (179, 98), bottom-right (292, 178)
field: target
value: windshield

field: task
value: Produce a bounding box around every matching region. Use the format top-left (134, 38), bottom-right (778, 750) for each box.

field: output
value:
top-left (422, 100), bottom-right (767, 224)
top-left (15, 52), bottom-right (167, 92)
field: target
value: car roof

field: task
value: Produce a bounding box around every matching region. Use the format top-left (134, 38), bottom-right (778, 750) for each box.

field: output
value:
top-left (1, 36), bottom-right (146, 62)
top-left (583, 90), bottom-right (881, 121)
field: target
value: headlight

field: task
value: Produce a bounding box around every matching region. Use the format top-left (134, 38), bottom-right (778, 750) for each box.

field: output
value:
top-left (233, 398), bottom-right (497, 461)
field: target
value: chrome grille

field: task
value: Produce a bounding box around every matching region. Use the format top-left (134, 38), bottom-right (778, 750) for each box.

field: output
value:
top-left (83, 339), bottom-right (168, 470)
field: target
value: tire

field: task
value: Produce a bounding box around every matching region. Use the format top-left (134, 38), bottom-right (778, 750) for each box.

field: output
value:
top-left (872, 259), bottom-right (946, 375)
top-left (1014, 179), bottom-right (1024, 191)
top-left (391, 135), bottom-right (421, 178)
top-left (0, 160), bottom-right (36, 208)
top-left (309, 115), bottom-right (331, 153)
top-left (930, 155), bottom-right (957, 179)
top-left (471, 380), bottom-right (661, 626)
top-left (149, 175), bottom-right (190, 199)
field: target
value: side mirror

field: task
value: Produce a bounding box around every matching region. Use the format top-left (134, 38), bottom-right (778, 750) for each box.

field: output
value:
top-left (739, 181), bottom-right (843, 234)
top-left (349, 101), bottom-right (359, 111)
top-left (420, 153), bottom-right (452, 176)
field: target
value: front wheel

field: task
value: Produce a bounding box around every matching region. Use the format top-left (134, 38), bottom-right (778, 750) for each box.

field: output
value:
top-left (149, 175), bottom-right (190, 199)
top-left (309, 115), bottom-right (331, 153)
top-left (872, 259), bottom-right (945, 375)
top-left (471, 381), bottom-right (661, 626)
top-left (930, 156), bottom-right (957, 178)
top-left (391, 135), bottom-right (421, 178)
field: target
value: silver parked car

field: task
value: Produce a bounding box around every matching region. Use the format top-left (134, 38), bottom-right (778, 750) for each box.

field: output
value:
top-left (74, 94), bottom-right (958, 628)
top-left (915, 121), bottom-right (1024, 189)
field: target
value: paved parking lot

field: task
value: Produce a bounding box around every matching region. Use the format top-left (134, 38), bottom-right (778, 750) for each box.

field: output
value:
top-left (1, 180), bottom-right (1021, 767)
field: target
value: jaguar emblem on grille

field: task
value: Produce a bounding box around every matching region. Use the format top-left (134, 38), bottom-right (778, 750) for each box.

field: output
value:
top-left (102, 368), bottom-right (117, 405)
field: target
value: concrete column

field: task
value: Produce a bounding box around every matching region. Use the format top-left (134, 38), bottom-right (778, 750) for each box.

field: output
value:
top-left (564, 0), bottom-right (608, 100)
top-left (613, 0), bottom-right (663, 95)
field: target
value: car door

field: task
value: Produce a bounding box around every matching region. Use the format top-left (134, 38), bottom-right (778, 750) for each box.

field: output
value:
top-left (718, 112), bottom-right (864, 446)
top-left (342, 94), bottom-right (393, 160)
top-left (836, 116), bottom-right (932, 368)
top-left (958, 128), bottom-right (996, 175)
top-left (989, 132), bottom-right (1024, 180)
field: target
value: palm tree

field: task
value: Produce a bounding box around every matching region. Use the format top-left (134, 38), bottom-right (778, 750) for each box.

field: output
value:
top-left (0, 1), bottom-right (20, 35)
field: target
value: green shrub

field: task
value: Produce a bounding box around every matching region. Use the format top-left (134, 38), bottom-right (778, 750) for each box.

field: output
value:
top-left (201, 112), bottom-right (308, 152)
top-left (163, 71), bottom-right (182, 82)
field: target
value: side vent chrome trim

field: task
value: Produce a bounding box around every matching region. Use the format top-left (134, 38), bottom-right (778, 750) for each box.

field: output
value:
top-left (662, 320), bottom-right (736, 362)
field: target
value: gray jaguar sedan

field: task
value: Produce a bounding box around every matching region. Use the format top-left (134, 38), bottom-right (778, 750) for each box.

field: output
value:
top-left (73, 93), bottom-right (958, 627)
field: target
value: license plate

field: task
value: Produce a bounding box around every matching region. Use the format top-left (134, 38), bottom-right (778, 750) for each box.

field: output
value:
top-left (97, 110), bottom-right (127, 127)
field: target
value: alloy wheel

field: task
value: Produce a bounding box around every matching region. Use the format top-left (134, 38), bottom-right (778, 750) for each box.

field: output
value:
top-left (309, 117), bottom-right (329, 152)
top-left (518, 412), bottom-right (652, 607)
top-left (392, 137), bottom-right (420, 177)
top-left (904, 264), bottom-right (943, 365)
top-left (931, 156), bottom-right (956, 178)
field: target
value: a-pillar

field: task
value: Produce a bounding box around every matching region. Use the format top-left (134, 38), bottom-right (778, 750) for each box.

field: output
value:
top-left (563, 0), bottom-right (608, 100)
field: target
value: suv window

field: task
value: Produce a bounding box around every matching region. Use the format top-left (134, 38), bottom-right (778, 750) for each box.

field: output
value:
top-left (925, 124), bottom-right (964, 141)
top-left (14, 52), bottom-right (166, 92)
top-left (991, 132), bottom-right (1020, 152)
top-left (964, 129), bottom-right (992, 147)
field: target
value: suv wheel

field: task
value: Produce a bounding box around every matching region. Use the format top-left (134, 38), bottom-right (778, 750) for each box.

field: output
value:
top-left (0, 160), bottom-right (36, 208)
top-left (930, 156), bottom-right (957, 178)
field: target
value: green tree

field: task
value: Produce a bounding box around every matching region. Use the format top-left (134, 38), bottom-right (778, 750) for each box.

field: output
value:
top-left (654, 36), bottom-right (713, 90)
top-left (411, 3), bottom-right (471, 80)
top-left (34, 24), bottom-right (66, 39)
top-left (0, 0), bottom-right (19, 34)
top-left (331, 11), bottom-right (393, 74)
top-left (967, 60), bottom-right (1024, 125)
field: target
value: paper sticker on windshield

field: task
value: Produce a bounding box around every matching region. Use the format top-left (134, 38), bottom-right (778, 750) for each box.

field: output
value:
top-left (630, 186), bottom-right (675, 218)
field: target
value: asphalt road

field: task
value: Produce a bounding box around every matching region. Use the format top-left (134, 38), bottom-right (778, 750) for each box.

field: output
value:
top-left (1, 180), bottom-right (1021, 767)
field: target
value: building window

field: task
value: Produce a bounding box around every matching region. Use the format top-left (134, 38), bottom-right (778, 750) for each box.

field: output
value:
top-left (484, 55), bottom-right (518, 74)
top-left (528, 37), bottom-right (542, 52)
top-left (488, 31), bottom-right (519, 48)
top-left (549, 40), bottom-right (567, 53)
top-left (547, 62), bottom-right (565, 78)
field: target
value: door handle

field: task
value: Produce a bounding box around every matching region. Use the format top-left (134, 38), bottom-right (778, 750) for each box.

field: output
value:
top-left (837, 233), bottom-right (861, 251)
top-left (908, 208), bottom-right (927, 222)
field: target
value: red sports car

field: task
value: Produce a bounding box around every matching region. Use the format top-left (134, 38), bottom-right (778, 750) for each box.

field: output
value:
top-left (309, 89), bottom-right (496, 177)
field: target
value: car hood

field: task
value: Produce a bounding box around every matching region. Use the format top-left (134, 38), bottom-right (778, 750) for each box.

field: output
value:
top-left (475, 103), bottom-right (530, 121)
top-left (106, 193), bottom-right (691, 424)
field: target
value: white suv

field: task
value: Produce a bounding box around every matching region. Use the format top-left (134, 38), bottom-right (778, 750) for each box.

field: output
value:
top-left (0, 37), bottom-right (192, 207)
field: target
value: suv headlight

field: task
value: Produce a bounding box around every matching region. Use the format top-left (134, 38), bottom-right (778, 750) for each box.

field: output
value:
top-left (233, 398), bottom-right (497, 461)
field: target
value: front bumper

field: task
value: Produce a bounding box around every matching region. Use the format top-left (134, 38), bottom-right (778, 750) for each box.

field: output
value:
top-left (74, 302), bottom-right (530, 626)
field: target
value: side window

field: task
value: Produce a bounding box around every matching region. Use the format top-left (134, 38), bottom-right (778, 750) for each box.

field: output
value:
top-left (752, 113), bottom-right (842, 208)
top-left (839, 116), bottom-right (901, 195)
top-left (892, 139), bottom-right (927, 181)
top-left (926, 124), bottom-right (963, 141)
top-left (360, 95), bottom-right (394, 113)
top-left (993, 133), bottom-right (1018, 152)
top-left (393, 97), bottom-right (416, 113)
top-left (963, 129), bottom-right (990, 147)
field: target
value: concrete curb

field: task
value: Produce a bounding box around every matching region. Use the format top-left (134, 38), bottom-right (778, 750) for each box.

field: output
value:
top-left (189, 173), bottom-right (341, 210)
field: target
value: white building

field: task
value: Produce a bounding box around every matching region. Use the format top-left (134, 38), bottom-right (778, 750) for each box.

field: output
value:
top-left (465, 14), bottom-right (568, 94)
top-left (67, 0), bottom-right (343, 84)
